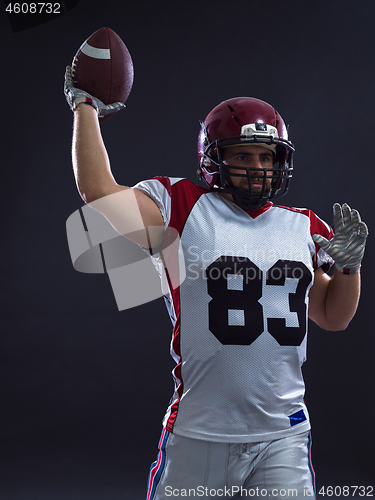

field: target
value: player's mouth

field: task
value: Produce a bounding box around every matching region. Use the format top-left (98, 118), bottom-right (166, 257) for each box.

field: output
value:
top-left (249, 178), bottom-right (269, 189)
top-left (235, 176), bottom-right (271, 192)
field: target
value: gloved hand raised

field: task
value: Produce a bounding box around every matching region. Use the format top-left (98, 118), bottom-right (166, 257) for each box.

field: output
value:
top-left (313, 203), bottom-right (368, 275)
top-left (64, 66), bottom-right (125, 118)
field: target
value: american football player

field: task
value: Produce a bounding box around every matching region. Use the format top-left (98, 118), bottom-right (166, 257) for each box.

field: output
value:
top-left (65, 74), bottom-right (367, 499)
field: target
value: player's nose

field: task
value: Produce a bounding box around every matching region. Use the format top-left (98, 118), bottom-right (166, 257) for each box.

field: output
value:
top-left (248, 157), bottom-right (263, 172)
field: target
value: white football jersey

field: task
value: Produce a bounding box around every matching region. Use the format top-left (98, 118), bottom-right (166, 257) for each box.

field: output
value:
top-left (134, 177), bottom-right (334, 443)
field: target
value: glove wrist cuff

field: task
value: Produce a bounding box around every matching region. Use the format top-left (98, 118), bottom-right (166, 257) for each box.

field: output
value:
top-left (335, 263), bottom-right (361, 275)
top-left (73, 95), bottom-right (99, 113)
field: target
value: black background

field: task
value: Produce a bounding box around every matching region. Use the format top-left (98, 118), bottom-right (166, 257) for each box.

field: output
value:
top-left (1, 1), bottom-right (374, 498)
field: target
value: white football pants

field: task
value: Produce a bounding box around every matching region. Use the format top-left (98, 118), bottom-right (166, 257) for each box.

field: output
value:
top-left (147, 428), bottom-right (315, 499)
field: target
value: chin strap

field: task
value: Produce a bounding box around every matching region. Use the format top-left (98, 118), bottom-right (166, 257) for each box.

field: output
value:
top-left (231, 191), bottom-right (269, 210)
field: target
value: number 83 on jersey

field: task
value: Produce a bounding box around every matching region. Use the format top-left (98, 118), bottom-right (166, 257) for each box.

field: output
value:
top-left (205, 256), bottom-right (312, 347)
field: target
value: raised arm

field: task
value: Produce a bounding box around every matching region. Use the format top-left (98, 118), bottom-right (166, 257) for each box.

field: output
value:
top-left (65, 67), bottom-right (164, 248)
top-left (72, 103), bottom-right (125, 202)
top-left (308, 203), bottom-right (368, 331)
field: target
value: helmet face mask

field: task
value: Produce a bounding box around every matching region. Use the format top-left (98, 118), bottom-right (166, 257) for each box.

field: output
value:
top-left (197, 98), bottom-right (295, 210)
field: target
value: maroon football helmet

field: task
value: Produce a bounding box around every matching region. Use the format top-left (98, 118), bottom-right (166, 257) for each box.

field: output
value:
top-left (197, 97), bottom-right (295, 209)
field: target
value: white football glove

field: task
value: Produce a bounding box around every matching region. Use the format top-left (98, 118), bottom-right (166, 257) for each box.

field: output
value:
top-left (312, 203), bottom-right (368, 275)
top-left (64, 66), bottom-right (125, 118)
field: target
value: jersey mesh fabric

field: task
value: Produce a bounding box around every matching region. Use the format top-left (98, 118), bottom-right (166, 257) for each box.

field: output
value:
top-left (133, 177), bottom-right (334, 443)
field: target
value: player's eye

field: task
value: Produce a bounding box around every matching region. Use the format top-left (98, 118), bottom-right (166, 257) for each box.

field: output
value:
top-left (260, 156), bottom-right (273, 164)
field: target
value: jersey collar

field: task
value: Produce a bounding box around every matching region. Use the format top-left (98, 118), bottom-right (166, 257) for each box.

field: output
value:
top-left (242, 202), bottom-right (273, 218)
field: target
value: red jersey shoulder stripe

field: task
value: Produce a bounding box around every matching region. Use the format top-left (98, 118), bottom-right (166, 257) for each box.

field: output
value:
top-left (273, 204), bottom-right (334, 271)
top-left (153, 177), bottom-right (209, 235)
top-left (273, 204), bottom-right (334, 239)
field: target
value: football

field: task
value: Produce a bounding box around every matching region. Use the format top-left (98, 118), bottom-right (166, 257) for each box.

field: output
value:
top-left (71, 27), bottom-right (134, 121)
